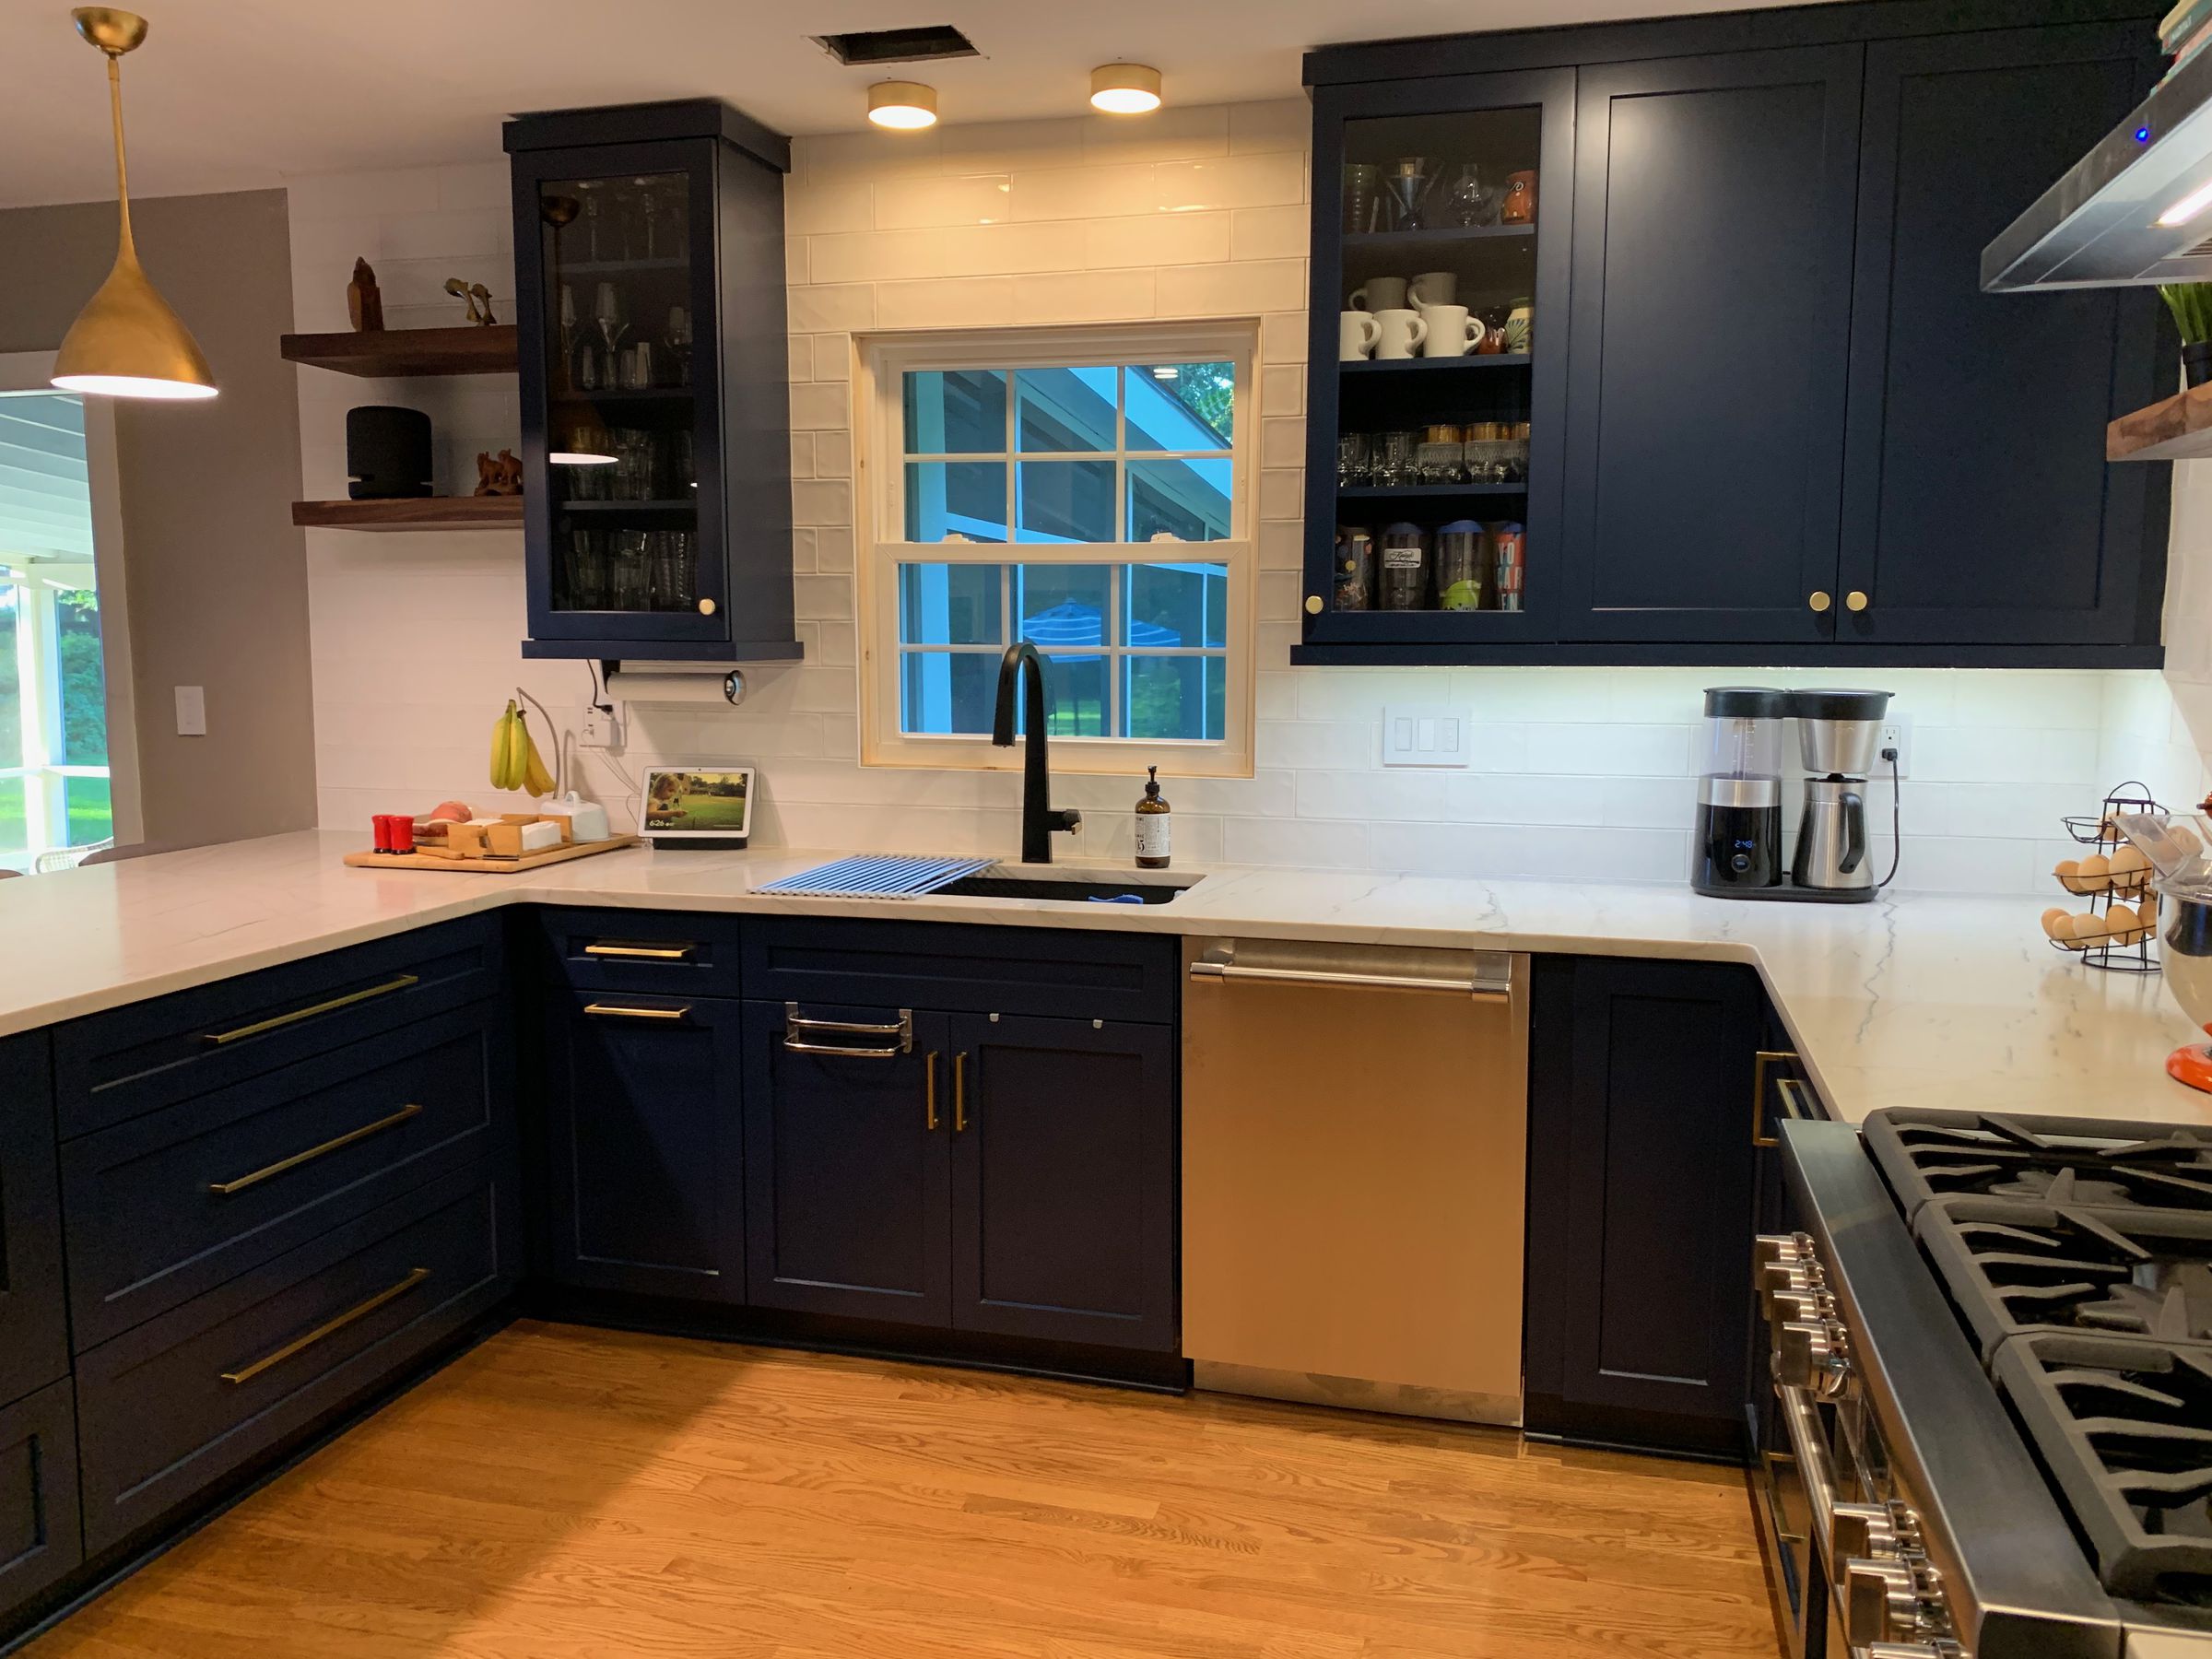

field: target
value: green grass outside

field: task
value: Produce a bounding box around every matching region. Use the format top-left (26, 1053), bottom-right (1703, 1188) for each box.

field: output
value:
top-left (644, 788), bottom-right (749, 832)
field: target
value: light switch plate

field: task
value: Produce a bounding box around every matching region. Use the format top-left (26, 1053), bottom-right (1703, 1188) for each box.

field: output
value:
top-left (1382, 704), bottom-right (1474, 768)
top-left (173, 685), bottom-right (206, 737)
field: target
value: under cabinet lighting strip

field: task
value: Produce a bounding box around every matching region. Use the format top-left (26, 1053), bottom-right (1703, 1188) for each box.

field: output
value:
top-left (752, 853), bottom-right (994, 899)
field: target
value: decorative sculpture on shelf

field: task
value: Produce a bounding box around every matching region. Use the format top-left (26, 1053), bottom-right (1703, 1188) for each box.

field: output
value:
top-left (473, 449), bottom-right (523, 497)
top-left (347, 257), bottom-right (384, 332)
top-left (444, 276), bottom-right (498, 326)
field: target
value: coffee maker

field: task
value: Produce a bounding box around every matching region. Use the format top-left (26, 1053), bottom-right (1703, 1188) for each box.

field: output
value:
top-left (1788, 688), bottom-right (1892, 900)
top-left (1692, 688), bottom-right (1787, 896)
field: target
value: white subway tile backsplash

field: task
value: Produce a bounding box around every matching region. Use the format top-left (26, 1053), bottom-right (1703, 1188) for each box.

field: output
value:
top-left (295, 108), bottom-right (2199, 899)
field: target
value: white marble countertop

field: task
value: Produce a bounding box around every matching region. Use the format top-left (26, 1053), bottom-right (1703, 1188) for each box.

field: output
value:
top-left (0, 830), bottom-right (2204, 1129)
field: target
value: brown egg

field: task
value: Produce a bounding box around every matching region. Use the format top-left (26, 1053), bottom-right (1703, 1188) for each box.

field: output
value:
top-left (2107, 902), bottom-right (2139, 942)
top-left (2068, 911), bottom-right (2112, 942)
top-left (2111, 843), bottom-right (2149, 873)
top-left (2041, 907), bottom-right (2074, 939)
top-left (2172, 824), bottom-right (2204, 855)
top-left (2077, 853), bottom-right (2112, 888)
top-left (2054, 858), bottom-right (2083, 892)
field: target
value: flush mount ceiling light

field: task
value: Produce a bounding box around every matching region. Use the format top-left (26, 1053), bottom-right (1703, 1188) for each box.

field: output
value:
top-left (867, 80), bottom-right (938, 131)
top-left (52, 8), bottom-right (217, 401)
top-left (1089, 63), bottom-right (1162, 115)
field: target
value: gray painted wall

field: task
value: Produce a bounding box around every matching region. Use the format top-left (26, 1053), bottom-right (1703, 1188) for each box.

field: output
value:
top-left (0, 187), bottom-right (314, 849)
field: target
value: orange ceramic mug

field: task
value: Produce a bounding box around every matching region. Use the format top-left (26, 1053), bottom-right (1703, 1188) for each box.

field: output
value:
top-left (1501, 170), bottom-right (1537, 225)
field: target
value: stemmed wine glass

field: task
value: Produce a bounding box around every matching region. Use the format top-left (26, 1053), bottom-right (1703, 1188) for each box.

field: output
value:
top-left (665, 305), bottom-right (693, 387)
top-left (592, 283), bottom-right (629, 390)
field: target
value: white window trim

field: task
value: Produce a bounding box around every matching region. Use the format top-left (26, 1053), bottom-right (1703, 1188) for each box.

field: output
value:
top-left (854, 322), bottom-right (1258, 780)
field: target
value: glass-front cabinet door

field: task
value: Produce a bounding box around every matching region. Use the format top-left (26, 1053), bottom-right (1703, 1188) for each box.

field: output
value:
top-left (1298, 69), bottom-right (1572, 661)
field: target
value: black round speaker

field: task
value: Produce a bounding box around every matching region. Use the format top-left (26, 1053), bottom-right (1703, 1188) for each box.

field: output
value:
top-left (346, 406), bottom-right (432, 500)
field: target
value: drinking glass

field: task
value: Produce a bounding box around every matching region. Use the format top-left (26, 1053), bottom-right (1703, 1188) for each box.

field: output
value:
top-left (665, 306), bottom-right (694, 387)
top-left (1374, 430), bottom-right (1419, 488)
top-left (1384, 156), bottom-right (1432, 231)
top-left (1342, 163), bottom-right (1382, 234)
top-left (593, 282), bottom-right (629, 381)
top-left (609, 531), bottom-right (651, 609)
top-left (1445, 162), bottom-right (1500, 229)
top-left (1336, 431), bottom-right (1373, 488)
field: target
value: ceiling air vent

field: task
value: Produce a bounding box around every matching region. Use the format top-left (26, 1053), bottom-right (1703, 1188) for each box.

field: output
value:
top-left (813, 25), bottom-right (980, 66)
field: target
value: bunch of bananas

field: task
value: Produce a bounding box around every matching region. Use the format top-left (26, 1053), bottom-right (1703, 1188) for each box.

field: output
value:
top-left (488, 700), bottom-right (555, 797)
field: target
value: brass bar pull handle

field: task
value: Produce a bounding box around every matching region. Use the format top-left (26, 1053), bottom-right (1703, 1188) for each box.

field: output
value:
top-left (1751, 1049), bottom-right (1796, 1149)
top-left (1775, 1077), bottom-right (1818, 1124)
top-left (220, 1266), bottom-right (430, 1386)
top-left (582, 942), bottom-right (698, 961)
top-left (925, 1051), bottom-right (940, 1132)
top-left (782, 1003), bottom-right (913, 1053)
top-left (583, 1003), bottom-right (690, 1021)
top-left (209, 1102), bottom-right (425, 1196)
top-left (953, 1052), bottom-right (968, 1134)
top-left (201, 974), bottom-right (419, 1047)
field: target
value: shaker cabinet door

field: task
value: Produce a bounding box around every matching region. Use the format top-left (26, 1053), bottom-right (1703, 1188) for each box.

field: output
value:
top-left (1558, 47), bottom-right (1864, 643)
top-left (0, 1034), bottom-right (65, 1410)
top-left (537, 990), bottom-right (747, 1300)
top-left (741, 1002), bottom-right (951, 1327)
top-left (947, 1014), bottom-right (1177, 1353)
top-left (1835, 25), bottom-right (2164, 647)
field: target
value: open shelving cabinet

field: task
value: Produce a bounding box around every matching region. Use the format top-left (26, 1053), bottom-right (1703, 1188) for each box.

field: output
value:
top-left (1297, 69), bottom-right (1572, 664)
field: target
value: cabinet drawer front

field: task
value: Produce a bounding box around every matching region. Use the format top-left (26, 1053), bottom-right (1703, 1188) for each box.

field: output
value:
top-left (0, 1379), bottom-right (81, 1630)
top-left (743, 919), bottom-right (1177, 1025)
top-left (75, 1164), bottom-right (516, 1555)
top-left (63, 1002), bottom-right (513, 1350)
top-left (55, 915), bottom-right (506, 1138)
top-left (535, 908), bottom-right (742, 996)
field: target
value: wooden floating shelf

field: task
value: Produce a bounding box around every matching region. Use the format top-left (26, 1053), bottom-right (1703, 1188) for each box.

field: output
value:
top-left (292, 497), bottom-right (524, 532)
top-left (1338, 483), bottom-right (1529, 499)
top-left (1341, 353), bottom-right (1532, 374)
top-left (2108, 379), bottom-right (2212, 462)
top-left (280, 325), bottom-right (518, 378)
top-left (1342, 224), bottom-right (1536, 249)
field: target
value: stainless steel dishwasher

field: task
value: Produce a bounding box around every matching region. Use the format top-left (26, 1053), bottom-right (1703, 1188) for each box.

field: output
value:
top-left (1181, 936), bottom-right (1528, 1425)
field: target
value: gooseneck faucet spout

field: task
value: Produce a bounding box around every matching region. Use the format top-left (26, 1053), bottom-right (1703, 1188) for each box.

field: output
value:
top-left (992, 641), bottom-right (1082, 864)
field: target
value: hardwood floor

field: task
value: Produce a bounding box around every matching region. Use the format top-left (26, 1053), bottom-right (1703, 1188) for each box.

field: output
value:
top-left (28, 1323), bottom-right (1782, 1659)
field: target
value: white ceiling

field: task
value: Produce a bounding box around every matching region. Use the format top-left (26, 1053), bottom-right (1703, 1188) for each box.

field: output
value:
top-left (0, 0), bottom-right (1800, 209)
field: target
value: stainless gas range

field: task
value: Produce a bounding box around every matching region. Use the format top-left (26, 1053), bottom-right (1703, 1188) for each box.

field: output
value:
top-left (1764, 1112), bottom-right (2212, 1659)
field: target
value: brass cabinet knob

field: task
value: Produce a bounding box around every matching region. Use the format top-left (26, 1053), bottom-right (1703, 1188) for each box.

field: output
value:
top-left (1846, 590), bottom-right (1869, 612)
top-left (1808, 591), bottom-right (1832, 613)
top-left (1304, 594), bottom-right (1324, 615)
top-left (698, 597), bottom-right (717, 616)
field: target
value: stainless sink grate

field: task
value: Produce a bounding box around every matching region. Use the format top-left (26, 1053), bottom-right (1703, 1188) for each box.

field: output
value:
top-left (751, 853), bottom-right (994, 899)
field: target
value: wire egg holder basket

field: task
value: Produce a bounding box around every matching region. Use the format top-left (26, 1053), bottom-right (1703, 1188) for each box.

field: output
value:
top-left (2045, 781), bottom-right (2163, 972)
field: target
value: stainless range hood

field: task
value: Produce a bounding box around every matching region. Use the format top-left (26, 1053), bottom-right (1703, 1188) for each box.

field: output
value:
top-left (1983, 44), bottom-right (2212, 290)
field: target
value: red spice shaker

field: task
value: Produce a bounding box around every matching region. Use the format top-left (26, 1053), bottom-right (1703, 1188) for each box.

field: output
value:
top-left (389, 816), bottom-right (416, 853)
top-left (371, 814), bottom-right (394, 852)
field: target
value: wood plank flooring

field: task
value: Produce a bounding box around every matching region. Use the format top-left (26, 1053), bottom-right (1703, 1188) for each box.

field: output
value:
top-left (28, 1322), bottom-right (1783, 1659)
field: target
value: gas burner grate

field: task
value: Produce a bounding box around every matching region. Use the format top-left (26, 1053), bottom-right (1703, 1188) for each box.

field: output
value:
top-left (1866, 1110), bottom-right (2212, 1221)
top-left (1994, 1332), bottom-right (2212, 1601)
top-left (1916, 1197), bottom-right (2212, 1359)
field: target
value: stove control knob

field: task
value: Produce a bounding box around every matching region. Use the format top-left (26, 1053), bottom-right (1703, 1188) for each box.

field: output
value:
top-left (1754, 1233), bottom-right (1810, 1270)
top-left (1831, 1501), bottom-right (1898, 1559)
top-left (1760, 1263), bottom-right (1816, 1316)
top-left (1775, 1319), bottom-right (1847, 1395)
top-left (1844, 1558), bottom-right (1918, 1648)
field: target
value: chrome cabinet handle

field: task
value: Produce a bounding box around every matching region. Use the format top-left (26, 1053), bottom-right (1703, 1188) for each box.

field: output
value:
top-left (782, 1003), bottom-right (912, 1054)
top-left (583, 1003), bottom-right (690, 1021)
top-left (200, 974), bottom-right (419, 1046)
top-left (582, 942), bottom-right (697, 960)
top-left (1774, 1379), bottom-right (1840, 1574)
top-left (221, 1266), bottom-right (430, 1385)
top-left (209, 1102), bottom-right (424, 1196)
top-left (1775, 1076), bottom-right (1818, 1123)
top-left (1187, 962), bottom-right (1510, 1000)
top-left (1751, 1048), bottom-right (1796, 1148)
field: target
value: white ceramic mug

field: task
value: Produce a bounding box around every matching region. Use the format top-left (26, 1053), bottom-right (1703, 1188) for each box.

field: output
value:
top-left (1407, 271), bottom-right (1457, 308)
top-left (1419, 303), bottom-right (1483, 357)
top-left (1338, 310), bottom-right (1382, 360)
top-left (1349, 276), bottom-right (1408, 312)
top-left (1374, 308), bottom-right (1428, 359)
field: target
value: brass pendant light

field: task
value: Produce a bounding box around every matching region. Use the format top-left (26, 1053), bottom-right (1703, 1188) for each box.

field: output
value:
top-left (52, 8), bottom-right (218, 401)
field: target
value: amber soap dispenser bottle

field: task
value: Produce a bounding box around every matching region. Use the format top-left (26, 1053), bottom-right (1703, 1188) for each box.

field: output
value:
top-left (1135, 766), bottom-right (1171, 868)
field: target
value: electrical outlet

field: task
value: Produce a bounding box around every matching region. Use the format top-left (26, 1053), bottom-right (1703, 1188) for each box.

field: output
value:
top-left (1876, 712), bottom-right (1912, 780)
top-left (579, 705), bottom-right (619, 749)
top-left (1382, 704), bottom-right (1474, 768)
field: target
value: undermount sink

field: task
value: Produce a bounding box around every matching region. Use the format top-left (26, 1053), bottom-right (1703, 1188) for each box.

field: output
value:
top-left (931, 865), bottom-right (1204, 905)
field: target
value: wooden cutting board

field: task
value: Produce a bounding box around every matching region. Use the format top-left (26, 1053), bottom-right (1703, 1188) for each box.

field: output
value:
top-left (343, 834), bottom-right (640, 873)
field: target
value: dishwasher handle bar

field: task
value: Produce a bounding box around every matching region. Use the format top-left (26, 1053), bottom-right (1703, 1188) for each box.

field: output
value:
top-left (1187, 959), bottom-right (1511, 1000)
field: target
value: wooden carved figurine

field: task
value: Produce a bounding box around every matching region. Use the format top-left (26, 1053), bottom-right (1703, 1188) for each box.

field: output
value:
top-left (474, 450), bottom-right (524, 497)
top-left (444, 277), bottom-right (499, 326)
top-left (347, 258), bottom-right (384, 332)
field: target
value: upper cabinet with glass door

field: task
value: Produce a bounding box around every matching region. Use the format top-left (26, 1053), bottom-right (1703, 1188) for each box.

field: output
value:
top-left (505, 100), bottom-right (801, 662)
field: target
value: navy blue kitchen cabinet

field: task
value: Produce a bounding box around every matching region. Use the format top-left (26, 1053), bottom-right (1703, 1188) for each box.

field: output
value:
top-left (1524, 954), bottom-right (1765, 1455)
top-left (1559, 47), bottom-right (1864, 647)
top-left (1299, 0), bottom-right (2171, 667)
top-left (741, 1001), bottom-right (952, 1326)
top-left (1836, 22), bottom-right (2164, 650)
top-left (0, 1033), bottom-right (67, 1410)
top-left (505, 100), bottom-right (801, 665)
top-left (0, 1381), bottom-right (82, 1628)
top-left (948, 1014), bottom-right (1178, 1354)
top-left (535, 988), bottom-right (747, 1300)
